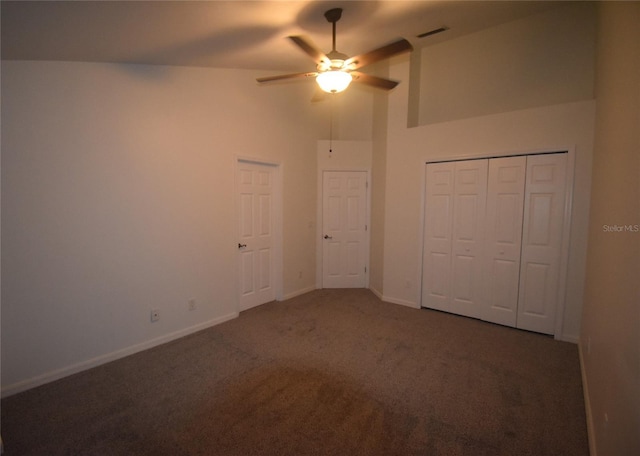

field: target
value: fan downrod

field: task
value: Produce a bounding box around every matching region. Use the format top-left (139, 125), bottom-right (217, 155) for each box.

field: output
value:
top-left (324, 8), bottom-right (343, 55)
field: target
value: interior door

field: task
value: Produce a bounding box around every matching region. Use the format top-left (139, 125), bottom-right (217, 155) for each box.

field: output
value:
top-left (483, 156), bottom-right (526, 326)
top-left (517, 153), bottom-right (567, 334)
top-left (422, 162), bottom-right (454, 311)
top-left (322, 171), bottom-right (368, 288)
top-left (237, 161), bottom-right (276, 311)
top-left (450, 159), bottom-right (488, 318)
top-left (422, 160), bottom-right (487, 317)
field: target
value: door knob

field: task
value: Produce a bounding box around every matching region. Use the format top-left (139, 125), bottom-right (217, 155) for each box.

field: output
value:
top-left (238, 243), bottom-right (247, 249)
top-left (323, 235), bottom-right (333, 239)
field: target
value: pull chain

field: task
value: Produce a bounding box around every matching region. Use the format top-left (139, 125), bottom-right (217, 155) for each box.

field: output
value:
top-left (329, 95), bottom-right (334, 153)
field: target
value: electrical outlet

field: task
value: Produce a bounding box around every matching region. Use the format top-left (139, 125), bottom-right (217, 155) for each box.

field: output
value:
top-left (151, 309), bottom-right (160, 322)
top-left (188, 299), bottom-right (197, 311)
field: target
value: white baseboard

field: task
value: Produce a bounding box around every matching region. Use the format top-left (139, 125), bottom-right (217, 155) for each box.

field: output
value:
top-left (284, 286), bottom-right (418, 311)
top-left (1, 312), bottom-right (239, 398)
top-left (369, 286), bottom-right (384, 301)
top-left (578, 341), bottom-right (597, 456)
top-left (556, 333), bottom-right (580, 344)
top-left (281, 285), bottom-right (317, 301)
top-left (367, 288), bottom-right (419, 309)
top-left (381, 295), bottom-right (420, 309)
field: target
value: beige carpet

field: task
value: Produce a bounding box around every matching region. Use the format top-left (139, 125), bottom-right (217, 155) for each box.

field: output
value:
top-left (1, 289), bottom-right (589, 455)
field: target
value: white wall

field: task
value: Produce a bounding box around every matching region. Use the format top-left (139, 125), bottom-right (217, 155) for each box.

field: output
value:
top-left (0, 60), bottom-right (339, 394)
top-left (370, 85), bottom-right (390, 297)
top-left (380, 57), bottom-right (595, 341)
top-left (418, 2), bottom-right (596, 125)
top-left (580, 3), bottom-right (640, 454)
top-left (317, 140), bottom-right (373, 170)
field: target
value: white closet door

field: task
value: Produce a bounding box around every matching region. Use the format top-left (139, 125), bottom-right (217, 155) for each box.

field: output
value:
top-left (483, 156), bottom-right (526, 326)
top-left (422, 160), bottom-right (487, 318)
top-left (450, 160), bottom-right (488, 319)
top-left (422, 162), bottom-right (455, 312)
top-left (517, 154), bottom-right (567, 334)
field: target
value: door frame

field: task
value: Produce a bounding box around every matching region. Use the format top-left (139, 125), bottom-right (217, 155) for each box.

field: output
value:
top-left (316, 168), bottom-right (371, 289)
top-left (418, 147), bottom-right (575, 340)
top-left (235, 156), bottom-right (283, 308)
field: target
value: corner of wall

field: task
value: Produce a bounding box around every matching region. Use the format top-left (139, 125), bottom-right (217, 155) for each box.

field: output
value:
top-left (407, 49), bottom-right (422, 128)
top-left (578, 341), bottom-right (598, 456)
top-left (1, 311), bottom-right (239, 398)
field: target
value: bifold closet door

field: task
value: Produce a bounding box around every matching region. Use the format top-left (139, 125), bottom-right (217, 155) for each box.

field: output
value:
top-left (450, 160), bottom-right (488, 318)
top-left (423, 153), bottom-right (568, 335)
top-left (483, 156), bottom-right (526, 327)
top-left (422, 162), bottom-right (454, 312)
top-left (517, 153), bottom-right (567, 335)
top-left (422, 160), bottom-right (487, 319)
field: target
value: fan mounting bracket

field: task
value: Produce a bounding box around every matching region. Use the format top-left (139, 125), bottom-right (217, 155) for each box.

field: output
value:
top-left (324, 8), bottom-right (343, 24)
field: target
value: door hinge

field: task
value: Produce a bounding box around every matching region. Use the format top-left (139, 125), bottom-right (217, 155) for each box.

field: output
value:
top-left (365, 224), bottom-right (368, 231)
top-left (365, 266), bottom-right (367, 273)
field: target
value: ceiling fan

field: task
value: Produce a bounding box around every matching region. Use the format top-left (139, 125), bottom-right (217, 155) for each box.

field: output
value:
top-left (256, 8), bottom-right (413, 95)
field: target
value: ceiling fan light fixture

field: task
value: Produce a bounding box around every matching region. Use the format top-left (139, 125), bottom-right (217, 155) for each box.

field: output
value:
top-left (257, 7), bottom-right (412, 95)
top-left (316, 70), bottom-right (352, 93)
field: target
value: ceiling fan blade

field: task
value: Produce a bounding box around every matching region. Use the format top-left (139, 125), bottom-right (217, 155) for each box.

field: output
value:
top-left (351, 72), bottom-right (400, 90)
top-left (289, 36), bottom-right (330, 65)
top-left (344, 39), bottom-right (413, 70)
top-left (256, 72), bottom-right (318, 83)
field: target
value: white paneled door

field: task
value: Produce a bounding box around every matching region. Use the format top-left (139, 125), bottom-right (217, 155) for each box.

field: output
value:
top-left (483, 156), bottom-right (526, 327)
top-left (517, 153), bottom-right (567, 334)
top-left (422, 153), bottom-right (569, 336)
top-left (237, 161), bottom-right (276, 311)
top-left (322, 171), bottom-right (368, 288)
top-left (422, 162), bottom-right (455, 312)
top-left (450, 160), bottom-right (488, 319)
top-left (422, 160), bottom-right (487, 318)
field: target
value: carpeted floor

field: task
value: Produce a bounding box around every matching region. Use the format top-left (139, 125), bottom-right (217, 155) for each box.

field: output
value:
top-left (1, 289), bottom-right (589, 455)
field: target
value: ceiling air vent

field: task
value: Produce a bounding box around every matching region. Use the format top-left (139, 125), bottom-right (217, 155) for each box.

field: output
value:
top-left (417, 27), bottom-right (449, 39)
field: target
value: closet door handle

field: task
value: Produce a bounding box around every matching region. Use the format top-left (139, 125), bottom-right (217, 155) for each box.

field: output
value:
top-left (323, 235), bottom-right (333, 240)
top-left (238, 243), bottom-right (247, 249)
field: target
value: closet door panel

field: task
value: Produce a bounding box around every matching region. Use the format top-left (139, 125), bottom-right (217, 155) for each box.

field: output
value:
top-left (483, 156), bottom-right (526, 326)
top-left (450, 160), bottom-right (488, 319)
top-left (422, 162), bottom-right (455, 311)
top-left (517, 154), bottom-right (567, 334)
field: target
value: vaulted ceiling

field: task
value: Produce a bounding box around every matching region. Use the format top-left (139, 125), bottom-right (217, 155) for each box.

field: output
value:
top-left (2, 1), bottom-right (562, 73)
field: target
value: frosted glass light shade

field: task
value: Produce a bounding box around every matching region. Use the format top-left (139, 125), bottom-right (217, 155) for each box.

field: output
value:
top-left (316, 70), bottom-right (352, 93)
